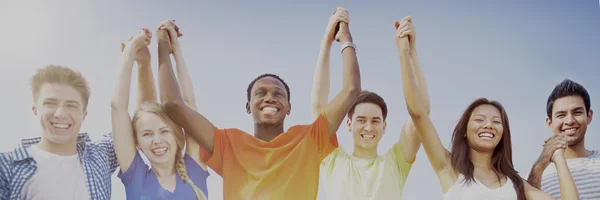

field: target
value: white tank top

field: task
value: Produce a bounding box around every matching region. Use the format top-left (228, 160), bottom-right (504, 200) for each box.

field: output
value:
top-left (443, 174), bottom-right (517, 200)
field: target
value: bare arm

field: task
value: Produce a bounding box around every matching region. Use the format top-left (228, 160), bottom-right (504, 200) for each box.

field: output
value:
top-left (322, 22), bottom-right (361, 138)
top-left (135, 59), bottom-right (158, 107)
top-left (163, 22), bottom-right (204, 166)
top-left (311, 40), bottom-right (332, 120)
top-left (398, 47), bottom-right (430, 163)
top-left (527, 160), bottom-right (549, 189)
top-left (527, 134), bottom-right (567, 189)
top-left (157, 29), bottom-right (216, 153)
top-left (111, 32), bottom-right (148, 172)
top-left (397, 36), bottom-right (450, 173)
top-left (552, 149), bottom-right (579, 200)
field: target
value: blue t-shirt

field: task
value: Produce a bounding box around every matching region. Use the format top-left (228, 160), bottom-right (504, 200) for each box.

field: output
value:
top-left (118, 151), bottom-right (209, 200)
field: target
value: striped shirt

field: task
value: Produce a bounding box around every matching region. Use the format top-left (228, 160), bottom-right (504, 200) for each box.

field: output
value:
top-left (541, 150), bottom-right (600, 200)
top-left (0, 133), bottom-right (119, 200)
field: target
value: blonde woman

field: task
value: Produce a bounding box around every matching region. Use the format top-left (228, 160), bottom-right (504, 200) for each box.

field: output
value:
top-left (111, 21), bottom-right (208, 200)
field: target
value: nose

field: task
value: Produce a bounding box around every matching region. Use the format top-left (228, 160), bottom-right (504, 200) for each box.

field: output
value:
top-left (482, 120), bottom-right (493, 129)
top-left (564, 114), bottom-right (576, 125)
top-left (53, 106), bottom-right (68, 119)
top-left (264, 93), bottom-right (276, 103)
top-left (151, 134), bottom-right (164, 145)
top-left (364, 123), bottom-right (374, 132)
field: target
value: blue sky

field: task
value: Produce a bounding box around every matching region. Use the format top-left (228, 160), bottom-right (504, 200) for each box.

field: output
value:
top-left (1, 0), bottom-right (598, 199)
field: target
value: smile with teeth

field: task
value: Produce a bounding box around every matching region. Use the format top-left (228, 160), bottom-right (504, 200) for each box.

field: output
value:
top-left (361, 134), bottom-right (375, 140)
top-left (478, 132), bottom-right (494, 139)
top-left (562, 127), bottom-right (578, 135)
top-left (261, 107), bottom-right (279, 114)
top-left (51, 123), bottom-right (71, 129)
top-left (152, 147), bottom-right (168, 156)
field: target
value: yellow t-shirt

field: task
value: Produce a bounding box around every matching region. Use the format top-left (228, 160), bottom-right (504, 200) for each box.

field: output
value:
top-left (201, 114), bottom-right (338, 200)
top-left (320, 143), bottom-right (413, 200)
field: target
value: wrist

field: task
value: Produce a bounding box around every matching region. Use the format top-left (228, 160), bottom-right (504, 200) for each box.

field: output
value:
top-left (136, 59), bottom-right (150, 66)
top-left (534, 159), bottom-right (550, 171)
top-left (320, 39), bottom-right (333, 48)
top-left (409, 49), bottom-right (418, 56)
top-left (338, 33), bottom-right (353, 43)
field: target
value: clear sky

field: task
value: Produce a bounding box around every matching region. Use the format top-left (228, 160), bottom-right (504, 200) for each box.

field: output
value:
top-left (1, 0), bottom-right (598, 199)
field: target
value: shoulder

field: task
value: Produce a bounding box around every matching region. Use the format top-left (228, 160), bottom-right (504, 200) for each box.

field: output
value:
top-left (288, 114), bottom-right (329, 132)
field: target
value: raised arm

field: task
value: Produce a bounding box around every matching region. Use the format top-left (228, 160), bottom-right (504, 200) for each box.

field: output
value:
top-left (527, 134), bottom-right (567, 188)
top-left (111, 29), bottom-right (152, 172)
top-left (157, 29), bottom-right (217, 153)
top-left (551, 149), bottom-right (579, 199)
top-left (396, 20), bottom-right (450, 173)
top-left (321, 9), bottom-right (361, 138)
top-left (134, 55), bottom-right (157, 108)
top-left (525, 148), bottom-right (579, 200)
top-left (158, 20), bottom-right (204, 167)
top-left (311, 9), bottom-right (349, 120)
top-left (396, 16), bottom-right (429, 163)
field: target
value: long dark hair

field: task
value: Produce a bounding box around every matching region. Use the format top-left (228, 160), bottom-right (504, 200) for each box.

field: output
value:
top-left (449, 98), bottom-right (525, 200)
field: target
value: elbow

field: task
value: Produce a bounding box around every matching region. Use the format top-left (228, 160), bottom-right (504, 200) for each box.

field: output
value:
top-left (344, 84), bottom-right (362, 99)
top-left (162, 100), bottom-right (185, 115)
top-left (407, 105), bottom-right (427, 119)
top-left (311, 104), bottom-right (324, 117)
top-left (110, 99), bottom-right (125, 111)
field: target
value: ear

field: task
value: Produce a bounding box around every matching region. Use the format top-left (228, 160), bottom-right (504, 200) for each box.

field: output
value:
top-left (246, 102), bottom-right (251, 114)
top-left (287, 103), bottom-right (292, 115)
top-left (546, 117), bottom-right (552, 130)
top-left (587, 109), bottom-right (593, 124)
top-left (346, 118), bottom-right (352, 132)
top-left (383, 121), bottom-right (387, 134)
top-left (32, 106), bottom-right (37, 115)
top-left (83, 110), bottom-right (88, 121)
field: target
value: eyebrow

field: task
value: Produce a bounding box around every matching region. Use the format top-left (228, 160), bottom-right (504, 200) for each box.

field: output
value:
top-left (356, 116), bottom-right (382, 120)
top-left (473, 114), bottom-right (501, 119)
top-left (554, 106), bottom-right (585, 115)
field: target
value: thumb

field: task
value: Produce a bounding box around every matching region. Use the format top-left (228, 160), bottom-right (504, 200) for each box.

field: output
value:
top-left (394, 20), bottom-right (400, 30)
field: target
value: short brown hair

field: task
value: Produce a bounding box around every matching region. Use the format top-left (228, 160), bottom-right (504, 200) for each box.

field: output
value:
top-left (30, 65), bottom-right (91, 110)
top-left (347, 91), bottom-right (388, 120)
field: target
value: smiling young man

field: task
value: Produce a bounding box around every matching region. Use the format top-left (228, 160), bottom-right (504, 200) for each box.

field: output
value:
top-left (0, 65), bottom-right (119, 200)
top-left (156, 8), bottom-right (361, 200)
top-left (314, 16), bottom-right (430, 200)
top-left (527, 79), bottom-right (599, 199)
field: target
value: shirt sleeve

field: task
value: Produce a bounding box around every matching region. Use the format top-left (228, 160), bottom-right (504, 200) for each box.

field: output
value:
top-left (117, 151), bottom-right (148, 186)
top-left (200, 126), bottom-right (229, 176)
top-left (320, 148), bottom-right (343, 181)
top-left (384, 142), bottom-right (413, 181)
top-left (94, 132), bottom-right (119, 174)
top-left (309, 114), bottom-right (339, 160)
top-left (0, 153), bottom-right (11, 200)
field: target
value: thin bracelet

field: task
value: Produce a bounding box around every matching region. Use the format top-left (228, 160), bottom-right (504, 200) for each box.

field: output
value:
top-left (340, 42), bottom-right (357, 53)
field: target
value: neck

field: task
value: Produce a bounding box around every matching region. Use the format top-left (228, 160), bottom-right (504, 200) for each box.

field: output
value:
top-left (565, 140), bottom-right (591, 159)
top-left (254, 123), bottom-right (284, 142)
top-left (37, 136), bottom-right (78, 156)
top-left (352, 146), bottom-right (378, 159)
top-left (470, 148), bottom-right (494, 170)
top-left (152, 162), bottom-right (176, 177)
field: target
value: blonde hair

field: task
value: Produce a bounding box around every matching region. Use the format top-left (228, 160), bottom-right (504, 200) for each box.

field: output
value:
top-left (132, 101), bottom-right (207, 200)
top-left (30, 65), bottom-right (91, 110)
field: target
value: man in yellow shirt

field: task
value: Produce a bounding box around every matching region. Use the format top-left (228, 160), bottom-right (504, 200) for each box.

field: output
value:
top-left (313, 15), bottom-right (430, 199)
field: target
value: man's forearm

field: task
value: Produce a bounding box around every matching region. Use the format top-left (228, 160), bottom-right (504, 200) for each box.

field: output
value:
top-left (527, 160), bottom-right (549, 189)
top-left (157, 30), bottom-right (185, 106)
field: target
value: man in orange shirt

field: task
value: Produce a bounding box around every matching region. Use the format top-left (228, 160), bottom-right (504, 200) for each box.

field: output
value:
top-left (156, 7), bottom-right (361, 200)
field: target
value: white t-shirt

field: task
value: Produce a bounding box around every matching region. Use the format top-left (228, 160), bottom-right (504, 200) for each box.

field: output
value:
top-left (21, 145), bottom-right (90, 200)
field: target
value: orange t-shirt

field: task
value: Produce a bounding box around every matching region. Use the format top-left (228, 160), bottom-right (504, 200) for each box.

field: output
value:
top-left (201, 114), bottom-right (338, 200)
